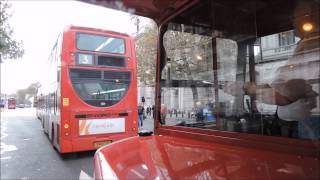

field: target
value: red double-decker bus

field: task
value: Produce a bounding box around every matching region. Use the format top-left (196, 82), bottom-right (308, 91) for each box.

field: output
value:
top-left (7, 98), bottom-right (16, 109)
top-left (37, 26), bottom-right (138, 154)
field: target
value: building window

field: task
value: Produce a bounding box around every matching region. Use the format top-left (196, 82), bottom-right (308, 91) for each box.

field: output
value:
top-left (279, 30), bottom-right (295, 47)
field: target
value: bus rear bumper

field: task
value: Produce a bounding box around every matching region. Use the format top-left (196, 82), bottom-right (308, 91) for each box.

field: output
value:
top-left (62, 133), bottom-right (137, 153)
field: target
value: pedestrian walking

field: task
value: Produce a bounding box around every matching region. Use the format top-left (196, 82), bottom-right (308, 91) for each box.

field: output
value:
top-left (138, 104), bottom-right (144, 128)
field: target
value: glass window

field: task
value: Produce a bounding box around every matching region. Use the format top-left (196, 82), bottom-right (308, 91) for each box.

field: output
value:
top-left (76, 33), bottom-right (125, 54)
top-left (160, 0), bottom-right (319, 140)
top-left (70, 69), bottom-right (131, 107)
top-left (56, 33), bottom-right (62, 66)
top-left (279, 30), bottom-right (295, 47)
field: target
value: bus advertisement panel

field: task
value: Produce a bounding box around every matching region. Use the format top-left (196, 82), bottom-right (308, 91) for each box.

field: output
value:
top-left (37, 26), bottom-right (138, 153)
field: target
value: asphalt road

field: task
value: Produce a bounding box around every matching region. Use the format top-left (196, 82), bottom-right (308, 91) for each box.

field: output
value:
top-left (0, 108), bottom-right (155, 180)
top-left (1, 108), bottom-right (94, 180)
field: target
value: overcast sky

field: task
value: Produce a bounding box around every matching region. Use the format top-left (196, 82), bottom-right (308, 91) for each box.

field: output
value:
top-left (1, 0), bottom-right (140, 94)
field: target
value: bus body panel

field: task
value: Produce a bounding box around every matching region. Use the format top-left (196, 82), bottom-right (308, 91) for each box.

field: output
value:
top-left (71, 133), bottom-right (137, 152)
top-left (60, 138), bottom-right (73, 153)
top-left (95, 135), bottom-right (319, 179)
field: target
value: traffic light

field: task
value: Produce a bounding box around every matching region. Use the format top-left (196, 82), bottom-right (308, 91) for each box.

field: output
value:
top-left (141, 96), bottom-right (145, 103)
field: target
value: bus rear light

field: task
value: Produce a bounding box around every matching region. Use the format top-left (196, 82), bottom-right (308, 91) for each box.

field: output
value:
top-left (65, 132), bottom-right (70, 136)
top-left (70, 53), bottom-right (75, 61)
top-left (64, 123), bottom-right (69, 129)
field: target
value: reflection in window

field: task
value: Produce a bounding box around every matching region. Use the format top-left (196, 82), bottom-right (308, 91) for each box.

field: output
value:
top-left (279, 30), bottom-right (295, 47)
top-left (70, 69), bottom-right (131, 107)
top-left (77, 33), bottom-right (125, 54)
top-left (160, 0), bottom-right (319, 140)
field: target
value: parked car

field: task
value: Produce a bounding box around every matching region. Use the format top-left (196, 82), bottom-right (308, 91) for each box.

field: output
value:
top-left (17, 104), bottom-right (25, 108)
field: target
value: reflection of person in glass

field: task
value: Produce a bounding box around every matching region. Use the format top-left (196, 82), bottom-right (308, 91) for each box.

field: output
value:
top-left (244, 0), bottom-right (319, 139)
top-left (160, 104), bottom-right (167, 124)
top-left (195, 102), bottom-right (204, 122)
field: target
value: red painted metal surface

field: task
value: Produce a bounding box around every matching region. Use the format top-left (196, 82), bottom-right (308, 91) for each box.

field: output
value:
top-left (95, 135), bottom-right (319, 179)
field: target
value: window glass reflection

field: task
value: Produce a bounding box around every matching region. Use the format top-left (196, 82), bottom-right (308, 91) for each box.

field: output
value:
top-left (160, 0), bottom-right (319, 140)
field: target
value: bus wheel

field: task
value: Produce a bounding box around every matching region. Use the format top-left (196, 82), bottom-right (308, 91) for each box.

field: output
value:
top-left (41, 119), bottom-right (44, 129)
top-left (51, 126), bottom-right (55, 146)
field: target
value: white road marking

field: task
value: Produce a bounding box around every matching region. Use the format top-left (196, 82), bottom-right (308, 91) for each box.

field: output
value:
top-left (0, 142), bottom-right (18, 154)
top-left (131, 169), bottom-right (145, 179)
top-left (0, 156), bottom-right (12, 160)
top-left (0, 117), bottom-right (18, 155)
top-left (79, 170), bottom-right (93, 180)
top-left (0, 123), bottom-right (8, 140)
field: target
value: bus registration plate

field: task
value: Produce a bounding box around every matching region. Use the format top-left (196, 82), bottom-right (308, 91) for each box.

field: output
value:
top-left (94, 140), bottom-right (112, 148)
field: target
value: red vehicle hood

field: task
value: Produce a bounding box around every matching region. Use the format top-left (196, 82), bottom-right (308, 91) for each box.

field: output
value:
top-left (94, 135), bottom-right (318, 179)
top-left (78, 0), bottom-right (195, 24)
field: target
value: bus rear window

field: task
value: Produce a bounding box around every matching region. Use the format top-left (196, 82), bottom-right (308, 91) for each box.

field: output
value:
top-left (76, 33), bottom-right (125, 54)
top-left (70, 68), bottom-right (131, 107)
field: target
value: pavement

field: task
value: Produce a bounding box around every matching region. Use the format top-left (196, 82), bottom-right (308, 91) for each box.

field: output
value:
top-left (140, 115), bottom-right (154, 132)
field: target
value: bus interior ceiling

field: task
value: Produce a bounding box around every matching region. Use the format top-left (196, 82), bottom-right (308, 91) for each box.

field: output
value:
top-left (171, 0), bottom-right (295, 40)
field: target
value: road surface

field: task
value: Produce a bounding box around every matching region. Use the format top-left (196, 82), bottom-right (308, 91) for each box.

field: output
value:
top-left (0, 107), bottom-right (155, 180)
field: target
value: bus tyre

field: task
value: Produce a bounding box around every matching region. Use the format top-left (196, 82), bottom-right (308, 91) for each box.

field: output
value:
top-left (51, 126), bottom-right (55, 146)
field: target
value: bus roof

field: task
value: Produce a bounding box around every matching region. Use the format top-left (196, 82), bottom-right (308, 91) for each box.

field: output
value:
top-left (64, 25), bottom-right (131, 38)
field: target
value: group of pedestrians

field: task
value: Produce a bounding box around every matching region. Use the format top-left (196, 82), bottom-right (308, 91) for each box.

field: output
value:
top-left (168, 109), bottom-right (185, 118)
